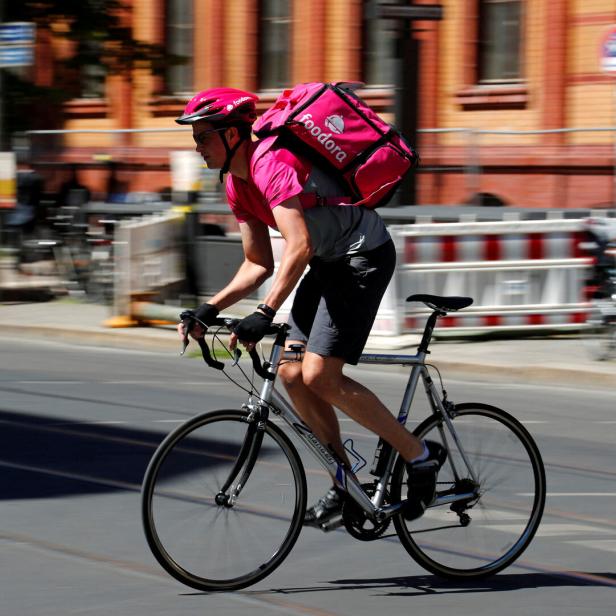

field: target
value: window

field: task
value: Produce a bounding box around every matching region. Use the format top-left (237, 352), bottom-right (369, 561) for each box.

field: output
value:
top-left (259, 0), bottom-right (291, 90)
top-left (80, 41), bottom-right (106, 99)
top-left (362, 0), bottom-right (402, 86)
top-left (166, 0), bottom-right (194, 94)
top-left (478, 0), bottom-right (523, 82)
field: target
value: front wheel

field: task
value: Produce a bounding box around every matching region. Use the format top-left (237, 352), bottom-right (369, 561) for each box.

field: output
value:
top-left (391, 403), bottom-right (546, 579)
top-left (142, 410), bottom-right (307, 591)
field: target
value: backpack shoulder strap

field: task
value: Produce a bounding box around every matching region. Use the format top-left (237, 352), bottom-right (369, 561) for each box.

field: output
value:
top-left (249, 135), bottom-right (280, 177)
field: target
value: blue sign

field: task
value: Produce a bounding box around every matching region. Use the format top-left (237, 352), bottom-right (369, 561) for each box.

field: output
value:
top-left (0, 22), bottom-right (35, 45)
top-left (0, 45), bottom-right (34, 68)
top-left (601, 27), bottom-right (616, 73)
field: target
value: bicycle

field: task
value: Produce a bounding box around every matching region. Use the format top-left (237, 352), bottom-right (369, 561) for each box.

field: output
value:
top-left (141, 294), bottom-right (546, 591)
top-left (586, 296), bottom-right (616, 361)
top-left (580, 219), bottom-right (616, 361)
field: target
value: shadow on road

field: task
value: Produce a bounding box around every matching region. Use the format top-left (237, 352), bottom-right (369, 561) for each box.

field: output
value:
top-left (259, 571), bottom-right (616, 596)
top-left (0, 408), bottom-right (261, 500)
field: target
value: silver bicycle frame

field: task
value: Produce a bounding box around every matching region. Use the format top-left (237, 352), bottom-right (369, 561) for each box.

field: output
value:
top-left (254, 342), bottom-right (477, 521)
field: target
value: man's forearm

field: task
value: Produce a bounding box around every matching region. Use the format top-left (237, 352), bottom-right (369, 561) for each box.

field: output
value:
top-left (209, 260), bottom-right (273, 310)
top-left (261, 242), bottom-right (312, 312)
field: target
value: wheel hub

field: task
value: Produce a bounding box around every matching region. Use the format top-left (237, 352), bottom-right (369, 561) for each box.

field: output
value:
top-left (215, 492), bottom-right (233, 507)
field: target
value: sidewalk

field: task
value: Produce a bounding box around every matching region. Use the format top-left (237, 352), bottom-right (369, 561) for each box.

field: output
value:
top-left (0, 299), bottom-right (615, 388)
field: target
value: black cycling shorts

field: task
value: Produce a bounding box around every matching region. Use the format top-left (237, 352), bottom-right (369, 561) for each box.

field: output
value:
top-left (286, 239), bottom-right (396, 365)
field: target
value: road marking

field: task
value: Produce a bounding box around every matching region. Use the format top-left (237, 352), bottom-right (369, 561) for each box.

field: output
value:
top-left (14, 380), bottom-right (223, 386)
top-left (424, 508), bottom-right (528, 522)
top-left (567, 539), bottom-right (616, 554)
top-left (518, 492), bottom-right (616, 497)
top-left (16, 380), bottom-right (87, 385)
top-left (490, 523), bottom-right (613, 537)
top-left (546, 492), bottom-right (616, 497)
top-left (446, 379), bottom-right (616, 397)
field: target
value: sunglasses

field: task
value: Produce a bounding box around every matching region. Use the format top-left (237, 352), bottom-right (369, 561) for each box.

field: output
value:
top-left (193, 127), bottom-right (228, 146)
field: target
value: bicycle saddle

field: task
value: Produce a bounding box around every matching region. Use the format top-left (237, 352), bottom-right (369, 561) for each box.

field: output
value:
top-left (406, 294), bottom-right (473, 312)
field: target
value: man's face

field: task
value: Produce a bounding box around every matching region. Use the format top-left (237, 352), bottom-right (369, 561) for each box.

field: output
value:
top-left (191, 121), bottom-right (230, 168)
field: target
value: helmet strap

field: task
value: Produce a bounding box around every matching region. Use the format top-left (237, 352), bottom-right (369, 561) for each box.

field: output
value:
top-left (217, 128), bottom-right (246, 183)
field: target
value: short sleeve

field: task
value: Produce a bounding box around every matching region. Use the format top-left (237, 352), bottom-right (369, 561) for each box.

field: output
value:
top-left (252, 155), bottom-right (306, 209)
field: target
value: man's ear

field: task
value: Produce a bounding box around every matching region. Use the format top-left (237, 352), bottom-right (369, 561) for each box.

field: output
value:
top-left (225, 125), bottom-right (240, 145)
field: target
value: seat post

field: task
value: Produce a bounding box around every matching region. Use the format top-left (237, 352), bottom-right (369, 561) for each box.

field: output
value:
top-left (417, 309), bottom-right (444, 354)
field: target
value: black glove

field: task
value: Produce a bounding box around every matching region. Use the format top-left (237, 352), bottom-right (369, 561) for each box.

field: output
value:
top-left (194, 302), bottom-right (220, 325)
top-left (233, 311), bottom-right (273, 343)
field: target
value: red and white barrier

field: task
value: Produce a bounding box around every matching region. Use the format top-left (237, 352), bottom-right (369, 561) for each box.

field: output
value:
top-left (393, 219), bottom-right (592, 333)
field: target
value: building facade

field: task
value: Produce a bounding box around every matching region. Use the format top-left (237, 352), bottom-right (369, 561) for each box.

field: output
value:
top-left (27, 0), bottom-right (616, 209)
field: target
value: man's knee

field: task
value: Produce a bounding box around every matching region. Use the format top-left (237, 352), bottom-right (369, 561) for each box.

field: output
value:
top-left (302, 363), bottom-right (340, 398)
top-left (278, 361), bottom-right (304, 389)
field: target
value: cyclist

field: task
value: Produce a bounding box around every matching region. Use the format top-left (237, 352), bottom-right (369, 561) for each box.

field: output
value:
top-left (176, 87), bottom-right (446, 527)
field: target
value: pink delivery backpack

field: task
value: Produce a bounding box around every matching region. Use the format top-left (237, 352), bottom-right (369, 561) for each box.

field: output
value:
top-left (252, 82), bottom-right (419, 208)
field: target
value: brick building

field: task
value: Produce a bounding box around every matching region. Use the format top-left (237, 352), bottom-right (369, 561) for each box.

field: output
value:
top-left (27, 0), bottom-right (616, 208)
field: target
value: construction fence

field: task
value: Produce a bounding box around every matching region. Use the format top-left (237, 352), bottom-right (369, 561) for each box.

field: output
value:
top-left (112, 209), bottom-right (614, 338)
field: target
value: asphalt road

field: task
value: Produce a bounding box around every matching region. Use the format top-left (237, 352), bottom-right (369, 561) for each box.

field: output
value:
top-left (1, 337), bottom-right (615, 616)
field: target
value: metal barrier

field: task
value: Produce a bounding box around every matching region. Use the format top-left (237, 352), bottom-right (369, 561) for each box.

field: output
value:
top-left (110, 213), bottom-right (599, 337)
top-left (418, 126), bottom-right (616, 207)
top-left (109, 210), bottom-right (185, 326)
top-left (390, 218), bottom-right (590, 334)
top-left (19, 125), bottom-right (616, 209)
top-left (259, 217), bottom-right (595, 337)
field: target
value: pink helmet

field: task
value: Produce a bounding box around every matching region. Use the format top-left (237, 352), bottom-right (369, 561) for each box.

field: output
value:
top-left (175, 88), bottom-right (259, 125)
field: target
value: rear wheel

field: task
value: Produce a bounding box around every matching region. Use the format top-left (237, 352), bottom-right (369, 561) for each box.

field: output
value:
top-left (391, 403), bottom-right (545, 579)
top-left (142, 409), bottom-right (307, 591)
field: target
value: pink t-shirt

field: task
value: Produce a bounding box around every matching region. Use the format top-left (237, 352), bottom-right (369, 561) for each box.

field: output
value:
top-left (226, 138), bottom-right (312, 228)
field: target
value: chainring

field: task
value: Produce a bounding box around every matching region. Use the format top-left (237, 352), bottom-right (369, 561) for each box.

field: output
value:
top-left (342, 482), bottom-right (391, 541)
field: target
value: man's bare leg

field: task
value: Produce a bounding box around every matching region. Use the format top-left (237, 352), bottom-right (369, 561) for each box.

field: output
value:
top-left (277, 353), bottom-right (352, 467)
top-left (300, 353), bottom-right (424, 462)
top-left (278, 348), bottom-right (423, 465)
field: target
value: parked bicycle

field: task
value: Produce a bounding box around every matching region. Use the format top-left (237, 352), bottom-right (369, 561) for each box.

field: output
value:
top-left (580, 218), bottom-right (616, 360)
top-left (141, 294), bottom-right (546, 591)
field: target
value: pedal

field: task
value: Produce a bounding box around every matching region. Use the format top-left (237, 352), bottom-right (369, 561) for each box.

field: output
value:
top-left (320, 515), bottom-right (343, 532)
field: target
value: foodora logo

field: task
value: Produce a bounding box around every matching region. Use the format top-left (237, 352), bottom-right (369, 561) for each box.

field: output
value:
top-left (298, 113), bottom-right (348, 162)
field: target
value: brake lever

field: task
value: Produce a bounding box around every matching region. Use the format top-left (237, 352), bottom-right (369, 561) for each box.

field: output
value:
top-left (231, 348), bottom-right (242, 367)
top-left (180, 319), bottom-right (191, 356)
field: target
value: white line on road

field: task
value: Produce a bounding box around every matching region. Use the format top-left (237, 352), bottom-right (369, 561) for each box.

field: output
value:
top-left (446, 378), bottom-right (616, 397)
top-left (492, 523), bottom-right (613, 537)
top-left (14, 380), bottom-right (223, 386)
top-left (567, 539), bottom-right (616, 554)
top-left (520, 492), bottom-right (616, 497)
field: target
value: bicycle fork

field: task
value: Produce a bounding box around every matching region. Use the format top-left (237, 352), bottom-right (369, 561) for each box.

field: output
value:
top-left (214, 405), bottom-right (267, 508)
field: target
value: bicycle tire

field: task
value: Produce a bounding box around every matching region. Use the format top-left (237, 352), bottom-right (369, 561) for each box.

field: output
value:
top-left (391, 403), bottom-right (546, 579)
top-left (142, 409), bottom-right (307, 591)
